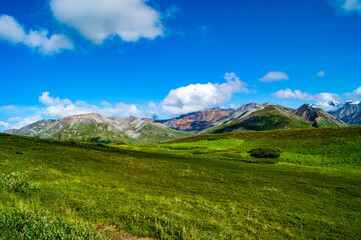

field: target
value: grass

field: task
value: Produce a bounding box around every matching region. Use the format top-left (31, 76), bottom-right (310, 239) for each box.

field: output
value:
top-left (0, 127), bottom-right (361, 239)
top-left (0, 209), bottom-right (105, 239)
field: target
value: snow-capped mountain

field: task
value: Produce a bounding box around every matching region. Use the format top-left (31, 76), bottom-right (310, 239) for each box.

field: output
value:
top-left (329, 101), bottom-right (361, 125)
top-left (310, 101), bottom-right (343, 112)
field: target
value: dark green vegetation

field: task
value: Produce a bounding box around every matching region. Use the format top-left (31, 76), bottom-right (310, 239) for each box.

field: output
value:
top-left (248, 148), bottom-right (281, 159)
top-left (1, 127), bottom-right (361, 239)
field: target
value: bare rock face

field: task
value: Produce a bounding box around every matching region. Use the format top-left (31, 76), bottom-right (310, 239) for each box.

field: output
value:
top-left (148, 104), bottom-right (268, 132)
top-left (152, 107), bottom-right (234, 131)
top-left (330, 102), bottom-right (361, 125)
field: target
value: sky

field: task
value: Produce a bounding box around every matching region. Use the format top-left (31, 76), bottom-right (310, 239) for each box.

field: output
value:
top-left (0, 0), bottom-right (361, 131)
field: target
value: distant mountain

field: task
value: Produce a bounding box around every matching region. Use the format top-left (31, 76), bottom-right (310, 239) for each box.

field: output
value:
top-left (310, 100), bottom-right (361, 125)
top-left (144, 107), bottom-right (234, 132)
top-left (145, 103), bottom-right (268, 132)
top-left (310, 101), bottom-right (344, 112)
top-left (210, 104), bottom-right (313, 133)
top-left (209, 104), bottom-right (348, 134)
top-left (5, 113), bottom-right (194, 144)
top-left (5, 103), bottom-right (350, 142)
top-left (294, 104), bottom-right (347, 128)
top-left (329, 101), bottom-right (361, 125)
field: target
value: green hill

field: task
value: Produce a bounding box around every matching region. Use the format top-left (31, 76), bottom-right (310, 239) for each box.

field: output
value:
top-left (210, 105), bottom-right (312, 133)
top-left (1, 127), bottom-right (361, 239)
top-left (210, 104), bottom-right (347, 133)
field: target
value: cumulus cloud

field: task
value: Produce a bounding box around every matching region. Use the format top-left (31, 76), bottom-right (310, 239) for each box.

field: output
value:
top-left (310, 92), bottom-right (340, 102)
top-left (259, 72), bottom-right (289, 83)
top-left (24, 30), bottom-right (73, 54)
top-left (273, 89), bottom-right (343, 111)
top-left (317, 70), bottom-right (325, 77)
top-left (40, 92), bottom-right (71, 106)
top-left (161, 72), bottom-right (249, 115)
top-left (273, 89), bottom-right (340, 102)
top-left (272, 89), bottom-right (310, 100)
top-left (11, 115), bottom-right (43, 129)
top-left (0, 14), bottom-right (73, 55)
top-left (50, 0), bottom-right (164, 44)
top-left (39, 92), bottom-right (142, 118)
top-left (0, 121), bottom-right (11, 128)
top-left (0, 15), bottom-right (26, 43)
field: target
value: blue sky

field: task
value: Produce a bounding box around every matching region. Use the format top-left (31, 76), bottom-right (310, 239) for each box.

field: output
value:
top-left (0, 0), bottom-right (361, 130)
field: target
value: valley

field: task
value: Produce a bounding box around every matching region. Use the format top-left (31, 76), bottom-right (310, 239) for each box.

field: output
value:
top-left (1, 127), bottom-right (360, 239)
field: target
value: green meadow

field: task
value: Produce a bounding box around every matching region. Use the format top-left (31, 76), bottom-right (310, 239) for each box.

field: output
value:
top-left (0, 127), bottom-right (361, 239)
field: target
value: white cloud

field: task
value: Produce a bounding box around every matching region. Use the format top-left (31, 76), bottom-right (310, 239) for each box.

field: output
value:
top-left (354, 86), bottom-right (361, 95)
top-left (273, 89), bottom-right (342, 111)
top-left (0, 15), bottom-right (26, 43)
top-left (39, 92), bottom-right (142, 118)
top-left (0, 14), bottom-right (73, 55)
top-left (11, 115), bottom-right (43, 129)
top-left (24, 30), bottom-right (73, 54)
top-left (272, 89), bottom-right (309, 100)
top-left (161, 72), bottom-right (249, 115)
top-left (101, 101), bottom-right (111, 107)
top-left (260, 72), bottom-right (289, 83)
top-left (39, 92), bottom-right (71, 106)
top-left (345, 86), bottom-right (361, 100)
top-left (273, 89), bottom-right (339, 102)
top-left (146, 101), bottom-right (159, 118)
top-left (317, 70), bottom-right (325, 77)
top-left (8, 117), bottom-right (22, 122)
top-left (310, 92), bottom-right (340, 102)
top-left (343, 0), bottom-right (361, 11)
top-left (0, 121), bottom-right (11, 128)
top-left (50, 0), bottom-right (164, 44)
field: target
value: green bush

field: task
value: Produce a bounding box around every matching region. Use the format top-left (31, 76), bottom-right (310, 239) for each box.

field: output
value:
top-left (0, 209), bottom-right (106, 239)
top-left (0, 171), bottom-right (35, 193)
top-left (247, 148), bottom-right (281, 158)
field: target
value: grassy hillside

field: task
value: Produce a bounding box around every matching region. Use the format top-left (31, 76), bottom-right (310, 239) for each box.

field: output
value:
top-left (211, 105), bottom-right (313, 133)
top-left (1, 127), bottom-right (361, 239)
top-left (52, 122), bottom-right (195, 144)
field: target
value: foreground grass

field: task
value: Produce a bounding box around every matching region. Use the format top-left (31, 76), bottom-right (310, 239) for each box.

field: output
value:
top-left (127, 126), bottom-right (361, 172)
top-left (0, 127), bottom-right (361, 239)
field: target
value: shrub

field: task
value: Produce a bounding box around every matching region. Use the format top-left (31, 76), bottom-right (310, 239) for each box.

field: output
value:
top-left (116, 141), bottom-right (127, 145)
top-left (0, 209), bottom-right (106, 239)
top-left (248, 148), bottom-right (281, 158)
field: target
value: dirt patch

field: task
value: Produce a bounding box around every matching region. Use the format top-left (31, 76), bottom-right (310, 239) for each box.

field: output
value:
top-left (111, 232), bottom-right (155, 240)
top-left (96, 225), bottom-right (156, 240)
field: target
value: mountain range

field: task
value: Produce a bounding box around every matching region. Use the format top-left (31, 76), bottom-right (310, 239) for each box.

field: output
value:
top-left (4, 102), bottom-right (352, 143)
top-left (4, 113), bottom-right (194, 144)
top-left (310, 100), bottom-right (361, 125)
top-left (328, 101), bottom-right (361, 125)
top-left (146, 103), bottom-right (347, 133)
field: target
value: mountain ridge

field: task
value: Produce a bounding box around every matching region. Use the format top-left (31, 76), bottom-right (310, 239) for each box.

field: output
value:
top-left (5, 102), bottom-right (351, 141)
top-left (5, 113), bottom-right (194, 144)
